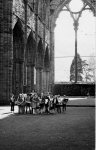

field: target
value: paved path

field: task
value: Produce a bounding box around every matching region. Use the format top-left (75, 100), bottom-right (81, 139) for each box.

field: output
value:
top-left (0, 106), bottom-right (18, 119)
top-left (0, 97), bottom-right (95, 150)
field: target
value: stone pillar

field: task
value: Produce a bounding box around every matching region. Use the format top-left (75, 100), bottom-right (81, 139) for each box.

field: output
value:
top-left (35, 0), bottom-right (39, 94)
top-left (27, 64), bottom-right (31, 93)
top-left (0, 0), bottom-right (13, 105)
top-left (36, 68), bottom-right (43, 94)
top-left (42, 71), bottom-right (46, 93)
top-left (46, 71), bottom-right (50, 93)
top-left (49, 29), bottom-right (55, 93)
top-left (31, 65), bottom-right (35, 91)
top-left (23, 0), bottom-right (28, 91)
top-left (27, 64), bottom-right (35, 93)
top-left (43, 71), bottom-right (50, 94)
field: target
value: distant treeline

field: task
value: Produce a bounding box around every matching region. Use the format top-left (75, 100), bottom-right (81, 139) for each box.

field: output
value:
top-left (53, 83), bottom-right (95, 96)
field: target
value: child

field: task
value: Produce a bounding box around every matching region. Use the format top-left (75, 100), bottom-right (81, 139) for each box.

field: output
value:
top-left (10, 93), bottom-right (15, 112)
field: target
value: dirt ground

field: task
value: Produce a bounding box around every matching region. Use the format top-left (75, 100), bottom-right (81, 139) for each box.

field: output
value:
top-left (0, 97), bottom-right (95, 150)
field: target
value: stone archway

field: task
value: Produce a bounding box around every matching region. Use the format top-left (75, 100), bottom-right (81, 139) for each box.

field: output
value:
top-left (49, 0), bottom-right (96, 85)
top-left (26, 31), bottom-right (36, 93)
top-left (50, 0), bottom-right (96, 26)
top-left (13, 20), bottom-right (24, 96)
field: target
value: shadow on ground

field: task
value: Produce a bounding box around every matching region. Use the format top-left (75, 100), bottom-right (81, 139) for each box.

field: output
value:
top-left (0, 105), bottom-right (95, 150)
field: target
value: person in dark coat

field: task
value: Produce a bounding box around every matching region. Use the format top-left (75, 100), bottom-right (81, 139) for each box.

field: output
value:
top-left (55, 95), bottom-right (60, 113)
top-left (62, 95), bottom-right (68, 112)
top-left (39, 93), bottom-right (45, 114)
top-left (44, 95), bottom-right (50, 114)
top-left (10, 93), bottom-right (15, 112)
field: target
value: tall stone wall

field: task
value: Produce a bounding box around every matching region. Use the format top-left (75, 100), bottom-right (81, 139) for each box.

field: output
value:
top-left (0, 0), bottom-right (13, 105)
top-left (0, 0), bottom-right (52, 104)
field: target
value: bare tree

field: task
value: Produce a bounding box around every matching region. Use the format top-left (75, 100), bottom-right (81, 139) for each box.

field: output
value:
top-left (82, 54), bottom-right (95, 83)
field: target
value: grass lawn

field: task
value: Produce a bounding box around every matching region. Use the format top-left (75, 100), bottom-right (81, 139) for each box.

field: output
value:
top-left (0, 102), bottom-right (95, 150)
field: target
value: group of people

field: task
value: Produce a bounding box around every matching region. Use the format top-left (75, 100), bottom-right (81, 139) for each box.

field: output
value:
top-left (10, 91), bottom-right (68, 114)
top-left (52, 95), bottom-right (68, 113)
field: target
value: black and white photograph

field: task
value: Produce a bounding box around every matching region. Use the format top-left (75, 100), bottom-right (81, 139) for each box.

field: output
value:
top-left (0, 0), bottom-right (95, 150)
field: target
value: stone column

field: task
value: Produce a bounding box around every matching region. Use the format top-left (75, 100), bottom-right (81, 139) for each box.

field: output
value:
top-left (31, 65), bottom-right (35, 91)
top-left (46, 71), bottom-right (50, 93)
top-left (43, 70), bottom-right (50, 94)
top-left (23, 0), bottom-right (28, 92)
top-left (27, 64), bottom-right (35, 93)
top-left (36, 68), bottom-right (43, 94)
top-left (0, 0), bottom-right (13, 105)
top-left (35, 0), bottom-right (39, 94)
top-left (49, 28), bottom-right (55, 93)
top-left (27, 64), bottom-right (32, 93)
top-left (42, 29), bottom-right (45, 93)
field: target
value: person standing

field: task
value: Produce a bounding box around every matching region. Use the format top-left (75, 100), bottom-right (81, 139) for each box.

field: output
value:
top-left (62, 95), bottom-right (68, 112)
top-left (10, 93), bottom-right (15, 113)
top-left (44, 94), bottom-right (50, 114)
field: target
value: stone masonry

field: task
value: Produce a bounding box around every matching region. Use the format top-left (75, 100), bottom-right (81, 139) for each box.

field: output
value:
top-left (0, 0), bottom-right (96, 104)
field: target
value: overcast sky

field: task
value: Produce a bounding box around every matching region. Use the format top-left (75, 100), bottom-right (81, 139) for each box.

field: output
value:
top-left (54, 5), bottom-right (96, 82)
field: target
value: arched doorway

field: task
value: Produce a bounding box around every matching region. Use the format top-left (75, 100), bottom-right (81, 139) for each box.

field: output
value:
top-left (13, 20), bottom-right (24, 96)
